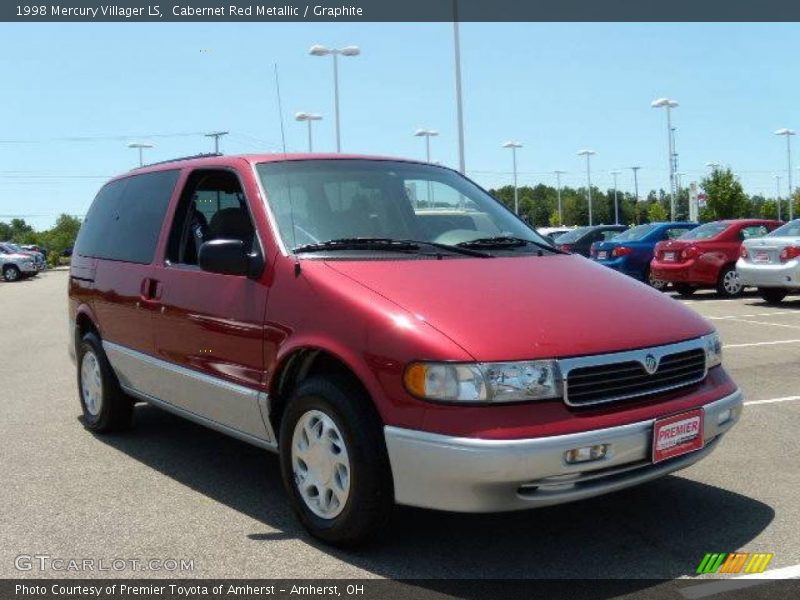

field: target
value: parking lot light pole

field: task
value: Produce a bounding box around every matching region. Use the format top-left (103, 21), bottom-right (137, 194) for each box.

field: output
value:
top-left (205, 131), bottom-right (229, 154)
top-left (554, 170), bottom-right (566, 225)
top-left (577, 149), bottom-right (596, 225)
top-left (502, 141), bottom-right (523, 215)
top-left (414, 129), bottom-right (439, 162)
top-left (705, 161), bottom-right (721, 171)
top-left (295, 112), bottom-right (323, 152)
top-left (630, 166), bottom-right (641, 204)
top-left (309, 44), bottom-right (360, 153)
top-left (651, 98), bottom-right (679, 221)
top-left (127, 142), bottom-right (153, 167)
top-left (610, 170), bottom-right (621, 224)
top-left (775, 128), bottom-right (796, 220)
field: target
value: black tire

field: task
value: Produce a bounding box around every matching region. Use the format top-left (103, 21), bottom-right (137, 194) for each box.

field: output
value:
top-left (279, 375), bottom-right (393, 546)
top-left (674, 283), bottom-right (696, 297)
top-left (716, 264), bottom-right (743, 297)
top-left (645, 267), bottom-right (668, 291)
top-left (76, 332), bottom-right (133, 432)
top-left (3, 265), bottom-right (21, 282)
top-left (758, 288), bottom-right (788, 304)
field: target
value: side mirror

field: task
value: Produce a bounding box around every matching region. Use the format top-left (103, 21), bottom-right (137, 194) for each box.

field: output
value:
top-left (198, 239), bottom-right (251, 276)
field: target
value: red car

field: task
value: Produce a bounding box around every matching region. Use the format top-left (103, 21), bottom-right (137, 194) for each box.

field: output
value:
top-left (651, 219), bottom-right (783, 297)
top-left (68, 154), bottom-right (741, 545)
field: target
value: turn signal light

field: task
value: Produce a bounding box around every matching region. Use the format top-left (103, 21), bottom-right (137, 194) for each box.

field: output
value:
top-left (681, 246), bottom-right (700, 260)
top-left (779, 246), bottom-right (800, 262)
top-left (612, 246), bottom-right (633, 257)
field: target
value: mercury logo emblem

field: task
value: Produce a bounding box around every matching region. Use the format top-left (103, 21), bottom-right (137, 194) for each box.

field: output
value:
top-left (644, 354), bottom-right (658, 374)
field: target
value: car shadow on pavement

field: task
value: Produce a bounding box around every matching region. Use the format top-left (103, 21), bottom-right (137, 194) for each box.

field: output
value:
top-left (95, 403), bottom-right (774, 588)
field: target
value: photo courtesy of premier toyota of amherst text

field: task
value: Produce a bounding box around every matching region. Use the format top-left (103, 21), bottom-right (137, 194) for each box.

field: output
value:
top-left (1, 2), bottom-right (799, 600)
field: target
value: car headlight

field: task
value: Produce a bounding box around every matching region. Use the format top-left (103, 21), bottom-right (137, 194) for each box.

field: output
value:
top-left (702, 332), bottom-right (722, 369)
top-left (403, 360), bottom-right (561, 403)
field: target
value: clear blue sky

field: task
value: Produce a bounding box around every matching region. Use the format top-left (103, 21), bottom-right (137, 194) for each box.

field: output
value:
top-left (1, 22), bottom-right (798, 229)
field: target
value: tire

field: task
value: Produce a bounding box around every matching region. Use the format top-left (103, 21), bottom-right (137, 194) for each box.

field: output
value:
top-left (77, 332), bottom-right (133, 432)
top-left (674, 283), bottom-right (696, 297)
top-left (3, 265), bottom-right (21, 282)
top-left (645, 267), bottom-right (668, 291)
top-left (758, 288), bottom-right (788, 304)
top-left (279, 375), bottom-right (393, 546)
top-left (716, 265), bottom-right (743, 298)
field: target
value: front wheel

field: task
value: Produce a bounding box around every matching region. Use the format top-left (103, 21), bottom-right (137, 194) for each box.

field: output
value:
top-left (717, 265), bottom-right (743, 297)
top-left (758, 288), bottom-right (788, 304)
top-left (279, 376), bottom-right (393, 546)
top-left (3, 265), bottom-right (21, 282)
top-left (77, 332), bottom-right (133, 432)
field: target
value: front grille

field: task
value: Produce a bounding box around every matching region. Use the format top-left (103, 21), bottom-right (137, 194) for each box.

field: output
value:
top-left (565, 348), bottom-right (706, 406)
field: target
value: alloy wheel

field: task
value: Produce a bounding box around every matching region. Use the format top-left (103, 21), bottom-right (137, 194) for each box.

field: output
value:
top-left (80, 351), bottom-right (103, 416)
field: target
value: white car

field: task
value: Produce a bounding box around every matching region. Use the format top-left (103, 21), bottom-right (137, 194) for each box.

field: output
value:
top-left (0, 246), bottom-right (38, 281)
top-left (737, 219), bottom-right (800, 304)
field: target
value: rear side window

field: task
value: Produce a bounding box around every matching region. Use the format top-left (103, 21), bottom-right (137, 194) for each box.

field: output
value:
top-left (75, 170), bottom-right (179, 264)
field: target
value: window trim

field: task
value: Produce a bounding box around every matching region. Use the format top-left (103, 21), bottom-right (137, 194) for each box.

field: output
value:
top-left (162, 165), bottom-right (265, 273)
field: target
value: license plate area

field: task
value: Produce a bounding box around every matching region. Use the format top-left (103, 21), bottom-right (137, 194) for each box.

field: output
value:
top-left (663, 251), bottom-right (676, 261)
top-left (754, 251), bottom-right (770, 263)
top-left (597, 251), bottom-right (608, 260)
top-left (652, 408), bottom-right (704, 463)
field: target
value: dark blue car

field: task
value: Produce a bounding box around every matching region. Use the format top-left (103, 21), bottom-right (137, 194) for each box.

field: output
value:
top-left (590, 222), bottom-right (698, 288)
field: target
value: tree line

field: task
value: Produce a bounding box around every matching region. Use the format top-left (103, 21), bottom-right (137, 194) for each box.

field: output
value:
top-left (0, 214), bottom-right (81, 266)
top-left (490, 168), bottom-right (800, 227)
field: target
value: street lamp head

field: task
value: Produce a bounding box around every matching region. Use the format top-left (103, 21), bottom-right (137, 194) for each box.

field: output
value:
top-left (553, 169), bottom-right (566, 175)
top-left (577, 149), bottom-right (596, 156)
top-left (309, 44), bottom-right (330, 56)
top-left (339, 46), bottom-right (361, 56)
top-left (127, 142), bottom-right (153, 149)
top-left (205, 130), bottom-right (229, 138)
top-left (774, 128), bottom-right (796, 136)
top-left (296, 112), bottom-right (322, 121)
top-left (609, 170), bottom-right (622, 175)
top-left (651, 98), bottom-right (679, 108)
top-left (414, 128), bottom-right (438, 137)
top-left (502, 141), bottom-right (522, 149)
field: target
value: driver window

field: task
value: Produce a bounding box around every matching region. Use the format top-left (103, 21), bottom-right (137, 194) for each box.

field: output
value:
top-left (167, 169), bottom-right (256, 266)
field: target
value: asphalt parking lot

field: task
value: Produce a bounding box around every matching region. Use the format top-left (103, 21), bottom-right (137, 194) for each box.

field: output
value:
top-left (1, 270), bottom-right (798, 587)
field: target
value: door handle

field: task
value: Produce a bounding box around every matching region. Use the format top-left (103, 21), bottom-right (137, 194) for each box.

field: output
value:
top-left (139, 277), bottom-right (162, 308)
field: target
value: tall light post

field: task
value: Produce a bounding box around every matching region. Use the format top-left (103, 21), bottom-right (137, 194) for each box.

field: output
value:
top-left (577, 149), bottom-right (596, 225)
top-left (630, 166), bottom-right (641, 204)
top-left (502, 141), bottom-right (523, 215)
top-left (774, 174), bottom-right (783, 221)
top-left (651, 98), bottom-right (679, 220)
top-left (205, 130), bottom-right (228, 154)
top-left (775, 128), bottom-right (795, 220)
top-left (414, 129), bottom-right (439, 162)
top-left (554, 170), bottom-right (566, 225)
top-left (295, 112), bottom-right (323, 152)
top-left (452, 2), bottom-right (465, 174)
top-left (610, 170), bottom-right (621, 224)
top-left (309, 44), bottom-right (360, 153)
top-left (127, 142), bottom-right (153, 167)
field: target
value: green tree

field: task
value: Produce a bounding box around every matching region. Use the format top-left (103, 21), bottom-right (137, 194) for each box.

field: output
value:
top-left (40, 214), bottom-right (82, 265)
top-left (701, 168), bottom-right (749, 219)
top-left (647, 202), bottom-right (669, 222)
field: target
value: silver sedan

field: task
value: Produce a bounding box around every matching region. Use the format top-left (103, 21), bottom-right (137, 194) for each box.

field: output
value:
top-left (737, 219), bottom-right (800, 303)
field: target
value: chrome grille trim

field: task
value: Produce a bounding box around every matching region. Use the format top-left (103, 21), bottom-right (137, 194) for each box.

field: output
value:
top-left (558, 338), bottom-right (708, 407)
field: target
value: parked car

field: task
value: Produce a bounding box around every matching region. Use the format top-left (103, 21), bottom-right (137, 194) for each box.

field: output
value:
top-left (22, 244), bottom-right (49, 264)
top-left (0, 244), bottom-right (38, 281)
top-left (590, 222), bottom-right (698, 289)
top-left (737, 218), bottom-right (800, 304)
top-left (554, 224), bottom-right (626, 256)
top-left (0, 242), bottom-right (45, 273)
top-left (68, 153), bottom-right (741, 545)
top-left (537, 226), bottom-right (574, 245)
top-left (651, 219), bottom-right (782, 297)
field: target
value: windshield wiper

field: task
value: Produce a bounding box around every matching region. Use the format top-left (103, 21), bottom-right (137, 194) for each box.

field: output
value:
top-left (455, 236), bottom-right (563, 254)
top-left (293, 237), bottom-right (492, 258)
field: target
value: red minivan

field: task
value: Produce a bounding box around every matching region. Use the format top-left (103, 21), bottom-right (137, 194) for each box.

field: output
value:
top-left (68, 154), bottom-right (742, 545)
top-left (651, 219), bottom-right (782, 297)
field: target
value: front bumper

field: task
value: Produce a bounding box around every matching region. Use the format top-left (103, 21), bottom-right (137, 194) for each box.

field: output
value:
top-left (19, 263), bottom-right (38, 274)
top-left (737, 259), bottom-right (800, 289)
top-left (384, 389), bottom-right (742, 512)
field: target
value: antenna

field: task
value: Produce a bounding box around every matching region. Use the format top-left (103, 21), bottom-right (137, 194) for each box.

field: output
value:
top-left (273, 63), bottom-right (287, 154)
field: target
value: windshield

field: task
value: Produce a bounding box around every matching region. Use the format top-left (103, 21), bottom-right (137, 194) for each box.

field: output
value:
top-left (256, 159), bottom-right (547, 255)
top-left (679, 222), bottom-right (728, 240)
top-left (552, 227), bottom-right (590, 243)
top-left (768, 219), bottom-right (800, 238)
top-left (612, 224), bottom-right (658, 241)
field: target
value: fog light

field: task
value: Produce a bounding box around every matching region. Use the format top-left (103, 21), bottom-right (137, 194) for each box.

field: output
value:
top-left (564, 444), bottom-right (608, 464)
top-left (717, 408), bottom-right (732, 425)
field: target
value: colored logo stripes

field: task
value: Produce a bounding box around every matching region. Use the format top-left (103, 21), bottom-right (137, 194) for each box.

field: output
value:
top-left (696, 552), bottom-right (773, 574)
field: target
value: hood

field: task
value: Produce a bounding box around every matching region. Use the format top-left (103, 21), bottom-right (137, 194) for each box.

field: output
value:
top-left (325, 255), bottom-right (711, 362)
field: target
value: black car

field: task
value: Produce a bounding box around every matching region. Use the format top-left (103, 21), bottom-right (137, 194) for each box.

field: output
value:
top-left (554, 224), bottom-right (626, 257)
